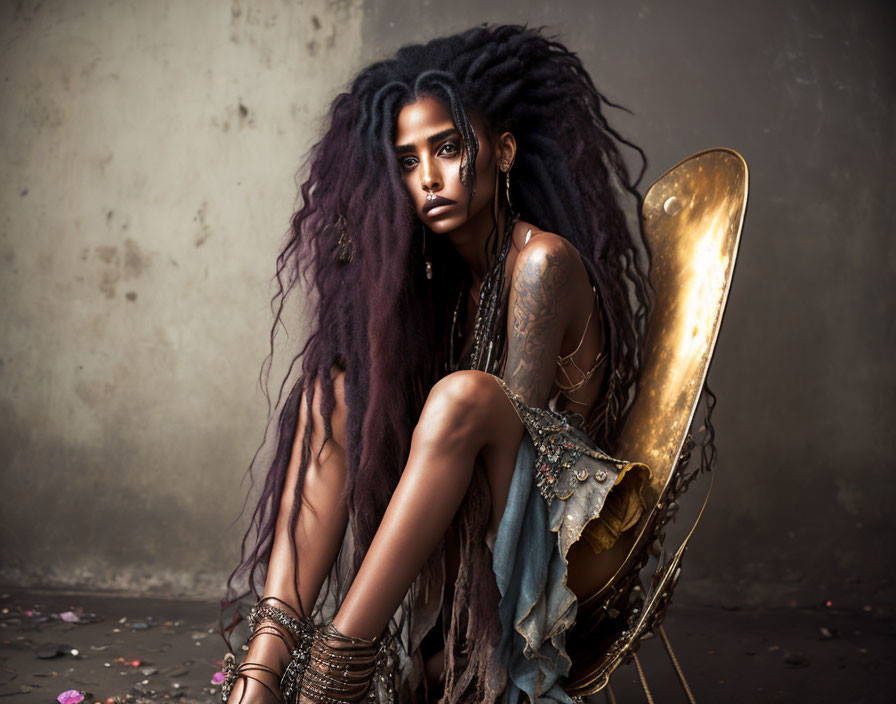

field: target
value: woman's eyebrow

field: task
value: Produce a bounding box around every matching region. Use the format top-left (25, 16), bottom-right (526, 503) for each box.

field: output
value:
top-left (394, 128), bottom-right (459, 155)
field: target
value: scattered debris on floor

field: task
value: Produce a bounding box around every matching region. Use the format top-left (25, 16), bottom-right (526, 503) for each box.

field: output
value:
top-left (0, 590), bottom-right (893, 703)
top-left (0, 591), bottom-right (227, 703)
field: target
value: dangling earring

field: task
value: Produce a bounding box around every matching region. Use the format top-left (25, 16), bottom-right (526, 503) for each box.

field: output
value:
top-left (500, 159), bottom-right (514, 215)
top-left (493, 165), bottom-right (501, 224)
top-left (421, 223), bottom-right (433, 280)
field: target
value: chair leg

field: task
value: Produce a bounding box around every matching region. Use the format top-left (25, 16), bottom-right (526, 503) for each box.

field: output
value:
top-left (604, 682), bottom-right (617, 704)
top-left (659, 626), bottom-right (697, 704)
top-left (632, 651), bottom-right (655, 704)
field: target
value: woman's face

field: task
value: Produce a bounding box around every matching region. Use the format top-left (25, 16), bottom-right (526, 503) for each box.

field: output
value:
top-left (393, 96), bottom-right (499, 236)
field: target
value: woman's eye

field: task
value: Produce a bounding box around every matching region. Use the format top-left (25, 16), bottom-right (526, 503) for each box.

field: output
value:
top-left (439, 142), bottom-right (459, 156)
top-left (399, 156), bottom-right (418, 170)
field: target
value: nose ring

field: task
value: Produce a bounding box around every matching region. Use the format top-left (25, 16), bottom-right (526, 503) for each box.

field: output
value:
top-left (426, 193), bottom-right (435, 201)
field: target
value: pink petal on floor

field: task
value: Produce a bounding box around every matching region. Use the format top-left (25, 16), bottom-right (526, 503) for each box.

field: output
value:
top-left (58, 611), bottom-right (80, 623)
top-left (57, 690), bottom-right (84, 704)
top-left (211, 671), bottom-right (226, 684)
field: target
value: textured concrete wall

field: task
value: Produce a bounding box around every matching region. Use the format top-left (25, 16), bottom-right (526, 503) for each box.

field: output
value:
top-left (0, 0), bottom-right (364, 595)
top-left (2, 1), bottom-right (893, 607)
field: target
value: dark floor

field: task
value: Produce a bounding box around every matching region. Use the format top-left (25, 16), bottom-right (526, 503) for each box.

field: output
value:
top-left (0, 589), bottom-right (892, 703)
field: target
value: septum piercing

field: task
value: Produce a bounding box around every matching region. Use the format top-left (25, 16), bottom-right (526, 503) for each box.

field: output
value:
top-left (426, 193), bottom-right (436, 201)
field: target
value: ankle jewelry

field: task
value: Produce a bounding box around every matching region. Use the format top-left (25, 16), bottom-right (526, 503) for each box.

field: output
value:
top-left (220, 596), bottom-right (315, 704)
top-left (299, 622), bottom-right (397, 704)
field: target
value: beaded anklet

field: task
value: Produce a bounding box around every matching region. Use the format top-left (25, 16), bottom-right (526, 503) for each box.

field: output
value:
top-left (220, 596), bottom-right (314, 704)
top-left (298, 622), bottom-right (397, 704)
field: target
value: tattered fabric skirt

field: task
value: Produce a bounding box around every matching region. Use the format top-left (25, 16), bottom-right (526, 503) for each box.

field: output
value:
top-left (489, 377), bottom-right (649, 703)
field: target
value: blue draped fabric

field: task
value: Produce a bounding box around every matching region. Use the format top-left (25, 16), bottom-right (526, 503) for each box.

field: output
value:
top-left (492, 436), bottom-right (578, 704)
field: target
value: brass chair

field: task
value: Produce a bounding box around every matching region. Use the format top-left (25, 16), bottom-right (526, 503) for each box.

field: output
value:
top-left (565, 148), bottom-right (749, 702)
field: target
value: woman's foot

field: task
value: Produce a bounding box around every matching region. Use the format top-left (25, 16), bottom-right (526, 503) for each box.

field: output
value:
top-left (223, 654), bottom-right (284, 704)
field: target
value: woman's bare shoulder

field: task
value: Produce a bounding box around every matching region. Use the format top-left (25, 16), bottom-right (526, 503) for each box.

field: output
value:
top-left (511, 224), bottom-right (587, 294)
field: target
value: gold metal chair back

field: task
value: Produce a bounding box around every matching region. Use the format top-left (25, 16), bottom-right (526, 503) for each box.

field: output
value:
top-left (566, 148), bottom-right (749, 697)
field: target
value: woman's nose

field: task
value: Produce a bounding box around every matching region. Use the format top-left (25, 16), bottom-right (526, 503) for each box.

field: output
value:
top-left (421, 156), bottom-right (441, 192)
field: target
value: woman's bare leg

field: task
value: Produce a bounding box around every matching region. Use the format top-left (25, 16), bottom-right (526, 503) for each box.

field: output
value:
top-left (227, 370), bottom-right (350, 703)
top-left (332, 370), bottom-right (523, 641)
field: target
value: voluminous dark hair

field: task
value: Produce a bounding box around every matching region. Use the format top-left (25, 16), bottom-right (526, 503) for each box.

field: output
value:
top-left (224, 23), bottom-right (651, 703)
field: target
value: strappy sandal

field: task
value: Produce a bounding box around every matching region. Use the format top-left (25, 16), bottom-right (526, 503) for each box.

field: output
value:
top-left (221, 596), bottom-right (314, 704)
top-left (297, 622), bottom-right (398, 704)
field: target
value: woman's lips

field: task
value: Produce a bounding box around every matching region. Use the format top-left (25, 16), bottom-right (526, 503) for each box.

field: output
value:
top-left (423, 195), bottom-right (456, 214)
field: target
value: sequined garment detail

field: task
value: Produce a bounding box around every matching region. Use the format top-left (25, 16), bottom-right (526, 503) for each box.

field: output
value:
top-left (494, 377), bottom-right (629, 506)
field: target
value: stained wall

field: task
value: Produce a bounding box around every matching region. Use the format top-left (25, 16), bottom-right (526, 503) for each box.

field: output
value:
top-left (0, 0), bottom-right (364, 595)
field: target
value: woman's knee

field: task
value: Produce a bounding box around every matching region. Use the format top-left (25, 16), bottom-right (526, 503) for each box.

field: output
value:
top-left (416, 370), bottom-right (503, 449)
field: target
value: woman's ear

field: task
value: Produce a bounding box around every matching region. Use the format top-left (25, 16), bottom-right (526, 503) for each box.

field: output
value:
top-left (497, 131), bottom-right (517, 171)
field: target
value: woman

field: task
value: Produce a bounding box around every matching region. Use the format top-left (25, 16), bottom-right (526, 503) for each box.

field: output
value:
top-left (222, 24), bottom-right (652, 704)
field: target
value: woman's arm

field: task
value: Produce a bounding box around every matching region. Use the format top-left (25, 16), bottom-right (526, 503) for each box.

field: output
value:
top-left (504, 233), bottom-right (579, 408)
